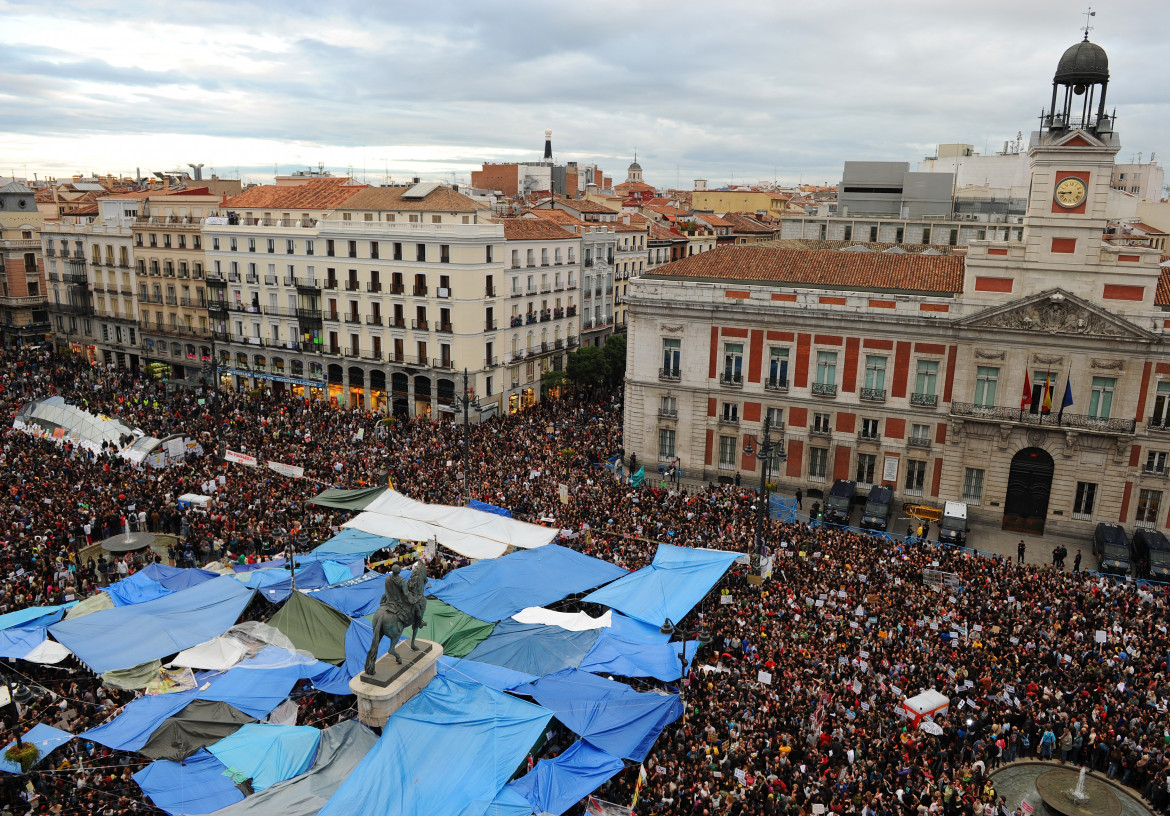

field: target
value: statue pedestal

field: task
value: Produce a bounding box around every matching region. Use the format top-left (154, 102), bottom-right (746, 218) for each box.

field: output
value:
top-left (349, 639), bottom-right (443, 728)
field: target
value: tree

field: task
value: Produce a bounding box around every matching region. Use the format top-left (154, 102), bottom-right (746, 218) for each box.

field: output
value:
top-left (542, 368), bottom-right (568, 392)
top-left (565, 346), bottom-right (607, 389)
top-left (601, 334), bottom-right (627, 387)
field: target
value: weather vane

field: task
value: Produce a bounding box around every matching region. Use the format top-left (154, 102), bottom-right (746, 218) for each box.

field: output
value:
top-left (1082, 6), bottom-right (1095, 40)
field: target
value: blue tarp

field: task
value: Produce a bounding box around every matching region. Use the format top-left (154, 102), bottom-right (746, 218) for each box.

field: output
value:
top-left (321, 560), bottom-right (355, 585)
top-left (507, 740), bottom-right (625, 816)
top-left (307, 572), bottom-right (385, 617)
top-left (234, 559), bottom-right (286, 573)
top-left (196, 662), bottom-right (303, 719)
top-left (318, 675), bottom-right (552, 816)
top-left (0, 627), bottom-right (48, 659)
top-left (0, 603), bottom-right (74, 630)
top-left (474, 787), bottom-right (534, 816)
top-left (608, 612), bottom-right (672, 644)
top-left (0, 723), bottom-right (74, 774)
top-left (208, 724), bottom-right (321, 792)
top-left (469, 499), bottom-right (512, 518)
top-left (311, 528), bottom-right (398, 558)
top-left (582, 544), bottom-right (742, 627)
top-left (142, 563), bottom-right (221, 592)
top-left (134, 748), bottom-right (244, 816)
top-left (341, 616), bottom-right (394, 682)
top-left (437, 655), bottom-right (539, 692)
top-left (250, 562), bottom-right (333, 603)
top-left (104, 569), bottom-right (174, 606)
top-left (82, 691), bottom-right (199, 752)
top-left (464, 621), bottom-right (600, 677)
top-left (430, 544), bottom-right (627, 622)
top-left (578, 630), bottom-right (698, 681)
top-left (49, 575), bottom-right (256, 674)
top-left (516, 669), bottom-right (681, 761)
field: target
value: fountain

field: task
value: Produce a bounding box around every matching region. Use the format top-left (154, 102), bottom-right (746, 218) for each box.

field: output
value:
top-left (1033, 766), bottom-right (1121, 816)
top-left (1065, 768), bottom-right (1091, 807)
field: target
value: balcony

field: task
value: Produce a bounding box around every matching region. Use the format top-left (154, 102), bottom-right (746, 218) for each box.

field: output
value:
top-left (485, 356), bottom-right (498, 368)
top-left (295, 278), bottom-right (320, 291)
top-left (553, 308), bottom-right (564, 319)
top-left (811, 382), bottom-right (838, 397)
top-left (719, 372), bottom-right (743, 387)
top-left (346, 281), bottom-right (360, 291)
top-left (539, 311), bottom-right (551, 323)
top-left (484, 320), bottom-right (497, 331)
top-left (1141, 467), bottom-right (1168, 480)
top-left (567, 337), bottom-right (579, 349)
top-left (525, 314), bottom-right (537, 325)
top-left (264, 275), bottom-right (277, 286)
top-left (718, 414), bottom-right (740, 426)
top-left (510, 316), bottom-right (524, 328)
top-left (324, 312), bottom-right (340, 322)
top-left (764, 377), bottom-right (789, 393)
top-left (296, 308), bottom-right (323, 322)
top-left (413, 286), bottom-right (428, 297)
top-left (433, 358), bottom-right (455, 370)
top-left (209, 300), bottom-right (228, 313)
top-left (566, 306), bottom-right (577, 317)
top-left (366, 315), bottom-right (384, 326)
top-left (207, 276), bottom-right (228, 288)
top-left (485, 286), bottom-right (496, 297)
top-left (412, 319), bottom-right (429, 331)
top-left (658, 407), bottom-right (678, 419)
top-left (365, 351), bottom-right (384, 362)
top-left (857, 431), bottom-right (881, 444)
top-left (554, 339), bottom-right (563, 349)
top-left (368, 283), bottom-right (382, 293)
top-left (324, 279), bottom-right (338, 290)
top-left (389, 284), bottom-right (405, 295)
top-left (165, 295), bottom-right (178, 306)
top-left (345, 314), bottom-right (362, 324)
top-left (1148, 418), bottom-right (1170, 433)
top-left (809, 424), bottom-right (833, 438)
top-left (389, 318), bottom-right (406, 329)
top-left (950, 402), bottom-right (1137, 435)
top-left (860, 387), bottom-right (886, 403)
top-left (907, 436), bottom-right (932, 449)
top-left (437, 322), bottom-right (453, 333)
top-left (911, 392), bottom-right (939, 408)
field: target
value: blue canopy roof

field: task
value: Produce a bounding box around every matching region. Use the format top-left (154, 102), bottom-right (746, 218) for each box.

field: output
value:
top-left (463, 620), bottom-right (600, 677)
top-left (49, 575), bottom-right (256, 674)
top-left (134, 748), bottom-right (244, 816)
top-left (208, 723), bottom-right (321, 792)
top-left (0, 603), bottom-right (74, 630)
top-left (306, 571), bottom-right (385, 617)
top-left (437, 655), bottom-right (538, 692)
top-left (250, 561), bottom-right (333, 603)
top-left (430, 544), bottom-right (627, 622)
top-left (0, 723), bottom-right (74, 773)
top-left (311, 528), bottom-right (397, 558)
top-left (582, 544), bottom-right (742, 627)
top-left (507, 739), bottom-right (625, 816)
top-left (143, 563), bottom-right (221, 592)
top-left (104, 569), bottom-right (174, 606)
top-left (516, 669), bottom-right (681, 762)
top-left (318, 675), bottom-right (552, 816)
top-left (578, 630), bottom-right (698, 682)
top-left (196, 661), bottom-right (303, 718)
top-left (82, 691), bottom-right (199, 752)
top-left (469, 499), bottom-right (512, 518)
top-left (0, 626), bottom-right (48, 659)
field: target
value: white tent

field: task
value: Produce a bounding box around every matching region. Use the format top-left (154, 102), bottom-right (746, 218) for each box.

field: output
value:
top-left (342, 490), bottom-right (558, 559)
top-left (901, 689), bottom-right (949, 725)
top-left (13, 396), bottom-right (148, 455)
top-left (167, 636), bottom-right (249, 672)
top-left (512, 607), bottom-right (612, 631)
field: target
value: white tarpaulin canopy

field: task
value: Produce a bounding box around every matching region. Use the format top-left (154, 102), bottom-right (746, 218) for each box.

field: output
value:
top-left (511, 607), bottom-right (612, 631)
top-left (167, 636), bottom-right (249, 672)
top-left (901, 689), bottom-right (949, 725)
top-left (343, 490), bottom-right (557, 559)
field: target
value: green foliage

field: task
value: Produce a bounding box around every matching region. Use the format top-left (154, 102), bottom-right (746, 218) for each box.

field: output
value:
top-left (601, 334), bottom-right (627, 387)
top-left (542, 368), bottom-right (568, 391)
top-left (4, 742), bottom-right (41, 773)
top-left (566, 346), bottom-right (607, 389)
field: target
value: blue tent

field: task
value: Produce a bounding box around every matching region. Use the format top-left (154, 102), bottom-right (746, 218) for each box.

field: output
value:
top-left (507, 739), bottom-right (625, 816)
top-left (475, 787), bottom-right (535, 816)
top-left (307, 572), bottom-right (385, 617)
top-left (196, 662), bottom-right (304, 718)
top-left (133, 748), bottom-right (244, 816)
top-left (208, 723), bottom-right (321, 792)
top-left (0, 723), bottom-right (74, 773)
top-left (0, 627), bottom-right (49, 659)
top-left (430, 545), bottom-right (627, 622)
top-left (437, 655), bottom-right (538, 692)
top-left (311, 528), bottom-right (397, 559)
top-left (469, 499), bottom-right (512, 518)
top-left (578, 630), bottom-right (698, 682)
top-left (464, 621), bottom-right (600, 677)
top-left (516, 669), bottom-right (681, 761)
top-left (104, 569), bottom-right (175, 606)
top-left (49, 576), bottom-right (256, 674)
top-left (142, 564), bottom-right (221, 592)
top-left (318, 675), bottom-right (551, 816)
top-left (82, 691), bottom-right (199, 752)
top-left (250, 561), bottom-right (333, 603)
top-left (608, 613), bottom-right (672, 644)
top-left (0, 603), bottom-right (74, 630)
top-left (582, 544), bottom-right (742, 627)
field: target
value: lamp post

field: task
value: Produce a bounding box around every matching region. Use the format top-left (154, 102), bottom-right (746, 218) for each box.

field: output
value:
top-left (742, 415), bottom-right (785, 577)
top-left (659, 618), bottom-right (711, 727)
top-left (458, 368), bottom-right (482, 507)
top-left (671, 456), bottom-right (681, 490)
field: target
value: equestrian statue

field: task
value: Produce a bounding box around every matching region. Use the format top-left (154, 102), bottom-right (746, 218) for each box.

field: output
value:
top-left (363, 561), bottom-right (428, 676)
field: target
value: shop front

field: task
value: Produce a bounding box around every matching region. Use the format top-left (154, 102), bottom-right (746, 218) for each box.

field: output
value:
top-left (223, 367), bottom-right (325, 399)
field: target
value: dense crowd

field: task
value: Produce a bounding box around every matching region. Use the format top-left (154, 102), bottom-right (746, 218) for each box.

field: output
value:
top-left (0, 345), bottom-right (1167, 816)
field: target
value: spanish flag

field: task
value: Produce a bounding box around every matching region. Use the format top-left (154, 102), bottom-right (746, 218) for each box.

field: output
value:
top-left (1041, 372), bottom-right (1053, 415)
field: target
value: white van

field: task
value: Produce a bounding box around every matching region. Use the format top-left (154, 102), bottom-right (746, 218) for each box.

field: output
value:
top-left (938, 501), bottom-right (969, 546)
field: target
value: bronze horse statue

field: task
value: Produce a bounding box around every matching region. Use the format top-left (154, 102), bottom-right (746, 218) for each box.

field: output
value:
top-left (363, 561), bottom-right (428, 676)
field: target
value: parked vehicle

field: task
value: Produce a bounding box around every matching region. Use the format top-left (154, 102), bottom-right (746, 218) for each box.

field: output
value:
top-left (824, 479), bottom-right (856, 525)
top-left (860, 485), bottom-right (894, 532)
top-left (1132, 528), bottom-right (1170, 580)
top-left (1092, 522), bottom-right (1132, 576)
top-left (937, 501), bottom-right (969, 546)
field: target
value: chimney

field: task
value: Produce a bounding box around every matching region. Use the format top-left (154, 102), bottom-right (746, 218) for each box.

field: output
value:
top-left (543, 129), bottom-right (553, 161)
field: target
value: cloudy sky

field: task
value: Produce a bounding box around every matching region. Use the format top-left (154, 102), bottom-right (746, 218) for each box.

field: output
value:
top-left (1, 0), bottom-right (1166, 189)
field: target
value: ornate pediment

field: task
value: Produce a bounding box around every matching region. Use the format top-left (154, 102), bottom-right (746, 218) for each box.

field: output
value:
top-left (959, 288), bottom-right (1155, 340)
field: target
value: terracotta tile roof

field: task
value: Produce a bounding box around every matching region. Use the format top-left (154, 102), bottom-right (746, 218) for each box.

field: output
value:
top-left (341, 185), bottom-right (478, 212)
top-left (223, 178), bottom-right (367, 210)
top-left (646, 245), bottom-right (965, 294)
top-left (523, 209), bottom-right (585, 228)
top-left (550, 196), bottom-right (618, 214)
top-left (498, 218), bottom-right (575, 240)
top-left (643, 203), bottom-right (690, 218)
top-left (720, 212), bottom-right (775, 234)
top-left (1156, 268), bottom-right (1170, 307)
top-left (107, 186), bottom-right (215, 200)
top-left (615, 221), bottom-right (647, 232)
top-left (759, 238), bottom-right (959, 255)
top-left (1129, 222), bottom-right (1167, 235)
top-left (648, 222), bottom-right (684, 241)
top-left (694, 213), bottom-right (734, 228)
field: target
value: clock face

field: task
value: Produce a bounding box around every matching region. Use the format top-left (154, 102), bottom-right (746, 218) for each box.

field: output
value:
top-left (1054, 177), bottom-right (1087, 209)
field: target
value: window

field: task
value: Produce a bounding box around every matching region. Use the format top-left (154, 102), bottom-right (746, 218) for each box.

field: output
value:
top-left (868, 226), bottom-right (878, 242)
top-left (974, 366), bottom-right (999, 408)
top-left (306, 240), bottom-right (315, 256)
top-left (1152, 383), bottom-right (1170, 427)
top-left (326, 239), bottom-right (335, 257)
top-left (718, 435), bottom-right (737, 470)
top-left (812, 412), bottom-right (831, 433)
top-left (808, 448), bottom-right (828, 481)
top-left (905, 460), bottom-right (926, 496)
top-left (721, 402), bottom-right (739, 423)
top-left (1073, 482), bottom-right (1097, 520)
top-left (659, 428), bottom-right (676, 459)
top-left (815, 350), bottom-right (837, 384)
top-left (962, 468), bottom-right (984, 504)
top-left (895, 227), bottom-right (904, 244)
top-left (1136, 489), bottom-right (1162, 527)
top-left (722, 343), bottom-right (743, 383)
top-left (662, 339), bottom-right (681, 378)
top-left (660, 395), bottom-right (677, 417)
top-left (248, 238), bottom-right (256, 252)
top-left (864, 355), bottom-right (886, 391)
top-left (911, 423), bottom-right (931, 445)
top-left (1145, 451), bottom-right (1168, 475)
top-left (860, 418), bottom-right (879, 439)
top-left (765, 406), bottom-right (783, 428)
top-left (843, 225), bottom-right (852, 241)
top-left (915, 360), bottom-right (939, 397)
top-left (416, 244), bottom-right (426, 262)
top-left (1088, 377), bottom-right (1115, 420)
top-left (267, 238), bottom-right (275, 253)
top-left (856, 453), bottom-right (876, 485)
top-left (768, 348), bottom-right (788, 387)
top-left (511, 250), bottom-right (520, 269)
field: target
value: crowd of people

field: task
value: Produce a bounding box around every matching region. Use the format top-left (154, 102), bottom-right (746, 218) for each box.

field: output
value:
top-left (0, 345), bottom-right (1167, 816)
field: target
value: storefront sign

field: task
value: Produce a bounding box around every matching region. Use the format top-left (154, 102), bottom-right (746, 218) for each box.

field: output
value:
top-left (224, 368), bottom-right (325, 388)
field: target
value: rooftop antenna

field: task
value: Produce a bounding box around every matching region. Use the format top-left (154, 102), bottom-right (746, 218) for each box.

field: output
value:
top-left (1082, 6), bottom-right (1095, 40)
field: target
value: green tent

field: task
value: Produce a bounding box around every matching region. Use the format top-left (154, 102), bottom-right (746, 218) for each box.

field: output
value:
top-left (421, 600), bottom-right (495, 658)
top-left (308, 487), bottom-right (387, 511)
top-left (267, 591), bottom-right (353, 665)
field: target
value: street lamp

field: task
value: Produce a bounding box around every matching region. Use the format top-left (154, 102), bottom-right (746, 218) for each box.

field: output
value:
top-left (742, 415), bottom-right (786, 577)
top-left (659, 618), bottom-right (711, 727)
top-left (457, 368), bottom-right (482, 507)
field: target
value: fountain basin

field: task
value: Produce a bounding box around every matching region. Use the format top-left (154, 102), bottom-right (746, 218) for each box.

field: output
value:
top-left (1034, 768), bottom-right (1121, 816)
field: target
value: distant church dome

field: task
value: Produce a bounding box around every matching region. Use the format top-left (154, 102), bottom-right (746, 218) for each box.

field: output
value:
top-left (628, 160), bottom-right (642, 172)
top-left (1055, 37), bottom-right (1109, 85)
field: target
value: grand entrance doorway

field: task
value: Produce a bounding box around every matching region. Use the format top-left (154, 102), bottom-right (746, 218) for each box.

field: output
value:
top-left (1002, 447), bottom-right (1054, 535)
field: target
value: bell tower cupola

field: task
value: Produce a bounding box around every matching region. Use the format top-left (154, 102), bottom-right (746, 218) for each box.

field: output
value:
top-left (1043, 34), bottom-right (1111, 136)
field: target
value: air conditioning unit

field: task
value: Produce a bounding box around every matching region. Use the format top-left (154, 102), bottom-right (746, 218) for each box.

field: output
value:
top-left (438, 287), bottom-right (450, 298)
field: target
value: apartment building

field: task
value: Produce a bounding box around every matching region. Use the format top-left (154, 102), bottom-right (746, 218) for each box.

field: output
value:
top-left (0, 181), bottom-right (48, 349)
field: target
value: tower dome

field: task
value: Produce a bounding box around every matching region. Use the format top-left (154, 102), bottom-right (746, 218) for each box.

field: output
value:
top-left (628, 160), bottom-right (642, 172)
top-left (1054, 37), bottom-right (1109, 85)
top-left (1044, 36), bottom-right (1110, 135)
top-left (626, 157), bottom-right (643, 184)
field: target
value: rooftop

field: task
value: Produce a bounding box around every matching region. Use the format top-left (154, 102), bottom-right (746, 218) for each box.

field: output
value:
top-left (498, 218), bottom-right (576, 241)
top-left (341, 185), bottom-right (478, 212)
top-left (223, 177), bottom-right (367, 210)
top-left (108, 186), bottom-right (216, 200)
top-left (644, 245), bottom-right (965, 295)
